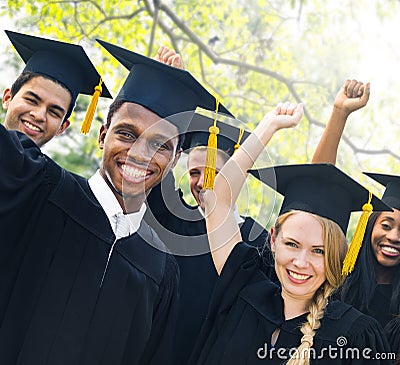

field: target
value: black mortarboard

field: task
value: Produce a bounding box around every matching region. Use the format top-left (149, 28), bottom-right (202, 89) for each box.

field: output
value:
top-left (364, 172), bottom-right (400, 210)
top-left (96, 39), bottom-right (234, 133)
top-left (5, 30), bottom-right (112, 108)
top-left (249, 163), bottom-right (392, 276)
top-left (248, 163), bottom-right (391, 233)
top-left (181, 113), bottom-right (250, 155)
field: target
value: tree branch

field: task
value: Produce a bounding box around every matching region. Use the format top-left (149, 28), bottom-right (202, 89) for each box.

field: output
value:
top-left (128, 1), bottom-right (400, 162)
top-left (90, 8), bottom-right (145, 35)
top-left (147, 0), bottom-right (161, 56)
top-left (143, 0), bottom-right (180, 53)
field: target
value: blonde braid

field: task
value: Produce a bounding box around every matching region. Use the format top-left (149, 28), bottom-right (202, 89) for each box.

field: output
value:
top-left (286, 285), bottom-right (333, 365)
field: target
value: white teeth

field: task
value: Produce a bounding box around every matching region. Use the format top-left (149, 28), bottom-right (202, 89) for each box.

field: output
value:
top-left (121, 164), bottom-right (148, 178)
top-left (381, 246), bottom-right (400, 255)
top-left (24, 121), bottom-right (40, 132)
top-left (288, 270), bottom-right (310, 281)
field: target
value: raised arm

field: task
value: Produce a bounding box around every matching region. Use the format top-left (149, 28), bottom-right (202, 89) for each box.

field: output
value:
top-left (204, 102), bottom-right (303, 274)
top-left (312, 79), bottom-right (370, 164)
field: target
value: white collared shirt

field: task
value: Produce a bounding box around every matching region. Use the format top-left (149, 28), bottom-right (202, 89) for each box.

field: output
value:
top-left (88, 170), bottom-right (147, 237)
top-left (197, 205), bottom-right (245, 225)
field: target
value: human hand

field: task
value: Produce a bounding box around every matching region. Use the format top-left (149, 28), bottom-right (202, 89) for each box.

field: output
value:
top-left (154, 46), bottom-right (184, 69)
top-left (262, 102), bottom-right (303, 132)
top-left (334, 79), bottom-right (370, 115)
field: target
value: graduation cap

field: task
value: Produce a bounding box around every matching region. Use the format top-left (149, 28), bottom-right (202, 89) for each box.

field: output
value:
top-left (364, 172), bottom-right (400, 210)
top-left (96, 39), bottom-right (234, 135)
top-left (5, 30), bottom-right (112, 133)
top-left (182, 113), bottom-right (250, 155)
top-left (248, 163), bottom-right (392, 275)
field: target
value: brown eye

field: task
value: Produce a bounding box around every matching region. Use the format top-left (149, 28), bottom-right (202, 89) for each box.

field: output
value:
top-left (25, 97), bottom-right (37, 104)
top-left (49, 109), bottom-right (62, 118)
top-left (151, 140), bottom-right (169, 151)
top-left (116, 130), bottom-right (135, 139)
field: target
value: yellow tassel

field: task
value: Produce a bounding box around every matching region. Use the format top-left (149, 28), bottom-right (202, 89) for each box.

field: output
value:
top-left (342, 191), bottom-right (373, 276)
top-left (203, 98), bottom-right (220, 190)
top-left (233, 127), bottom-right (245, 153)
top-left (81, 78), bottom-right (103, 135)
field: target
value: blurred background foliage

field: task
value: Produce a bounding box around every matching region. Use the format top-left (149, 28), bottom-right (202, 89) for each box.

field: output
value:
top-left (1, 0), bottom-right (399, 234)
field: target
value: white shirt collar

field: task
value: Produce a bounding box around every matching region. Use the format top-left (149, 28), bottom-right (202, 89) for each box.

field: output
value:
top-left (197, 204), bottom-right (245, 225)
top-left (88, 170), bottom-right (147, 236)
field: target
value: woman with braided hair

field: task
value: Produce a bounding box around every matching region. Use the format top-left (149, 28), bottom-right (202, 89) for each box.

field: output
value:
top-left (188, 102), bottom-right (391, 364)
top-left (268, 210), bottom-right (348, 365)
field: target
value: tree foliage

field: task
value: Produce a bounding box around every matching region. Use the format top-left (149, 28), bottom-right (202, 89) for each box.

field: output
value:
top-left (2, 0), bottom-right (400, 231)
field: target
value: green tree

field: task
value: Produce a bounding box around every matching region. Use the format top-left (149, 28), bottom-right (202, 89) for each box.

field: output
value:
top-left (2, 0), bottom-right (400, 230)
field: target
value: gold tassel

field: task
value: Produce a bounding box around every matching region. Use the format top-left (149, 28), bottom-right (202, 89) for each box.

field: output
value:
top-left (81, 78), bottom-right (103, 135)
top-left (203, 98), bottom-right (220, 190)
top-left (342, 191), bottom-right (373, 276)
top-left (233, 127), bottom-right (245, 153)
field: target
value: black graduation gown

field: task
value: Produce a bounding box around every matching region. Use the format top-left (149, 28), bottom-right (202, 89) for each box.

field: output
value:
top-left (383, 317), bottom-right (400, 361)
top-left (0, 125), bottom-right (179, 365)
top-left (367, 284), bottom-right (394, 329)
top-left (145, 171), bottom-right (270, 254)
top-left (145, 172), bottom-right (271, 365)
top-left (188, 242), bottom-right (392, 365)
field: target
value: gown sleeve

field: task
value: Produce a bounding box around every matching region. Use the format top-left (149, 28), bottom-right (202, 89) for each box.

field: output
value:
top-left (345, 314), bottom-right (392, 364)
top-left (0, 125), bottom-right (51, 263)
top-left (240, 216), bottom-right (270, 251)
top-left (0, 125), bottom-right (47, 211)
top-left (209, 242), bottom-right (264, 312)
top-left (188, 242), bottom-right (278, 364)
top-left (384, 317), bottom-right (400, 363)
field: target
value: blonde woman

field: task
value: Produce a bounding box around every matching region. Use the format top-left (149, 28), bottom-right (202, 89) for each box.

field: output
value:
top-left (189, 102), bottom-right (391, 364)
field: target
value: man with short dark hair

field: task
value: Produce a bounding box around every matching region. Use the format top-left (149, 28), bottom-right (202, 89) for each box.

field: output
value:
top-left (2, 30), bottom-right (111, 147)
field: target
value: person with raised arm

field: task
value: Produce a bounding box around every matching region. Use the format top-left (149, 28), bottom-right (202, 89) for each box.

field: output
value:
top-left (189, 102), bottom-right (391, 364)
top-left (311, 79), bottom-right (400, 358)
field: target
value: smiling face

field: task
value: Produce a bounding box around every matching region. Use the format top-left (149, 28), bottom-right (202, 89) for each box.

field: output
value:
top-left (270, 211), bottom-right (327, 302)
top-left (187, 147), bottom-right (228, 209)
top-left (371, 209), bottom-right (400, 268)
top-left (2, 76), bottom-right (71, 147)
top-left (99, 102), bottom-right (181, 212)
